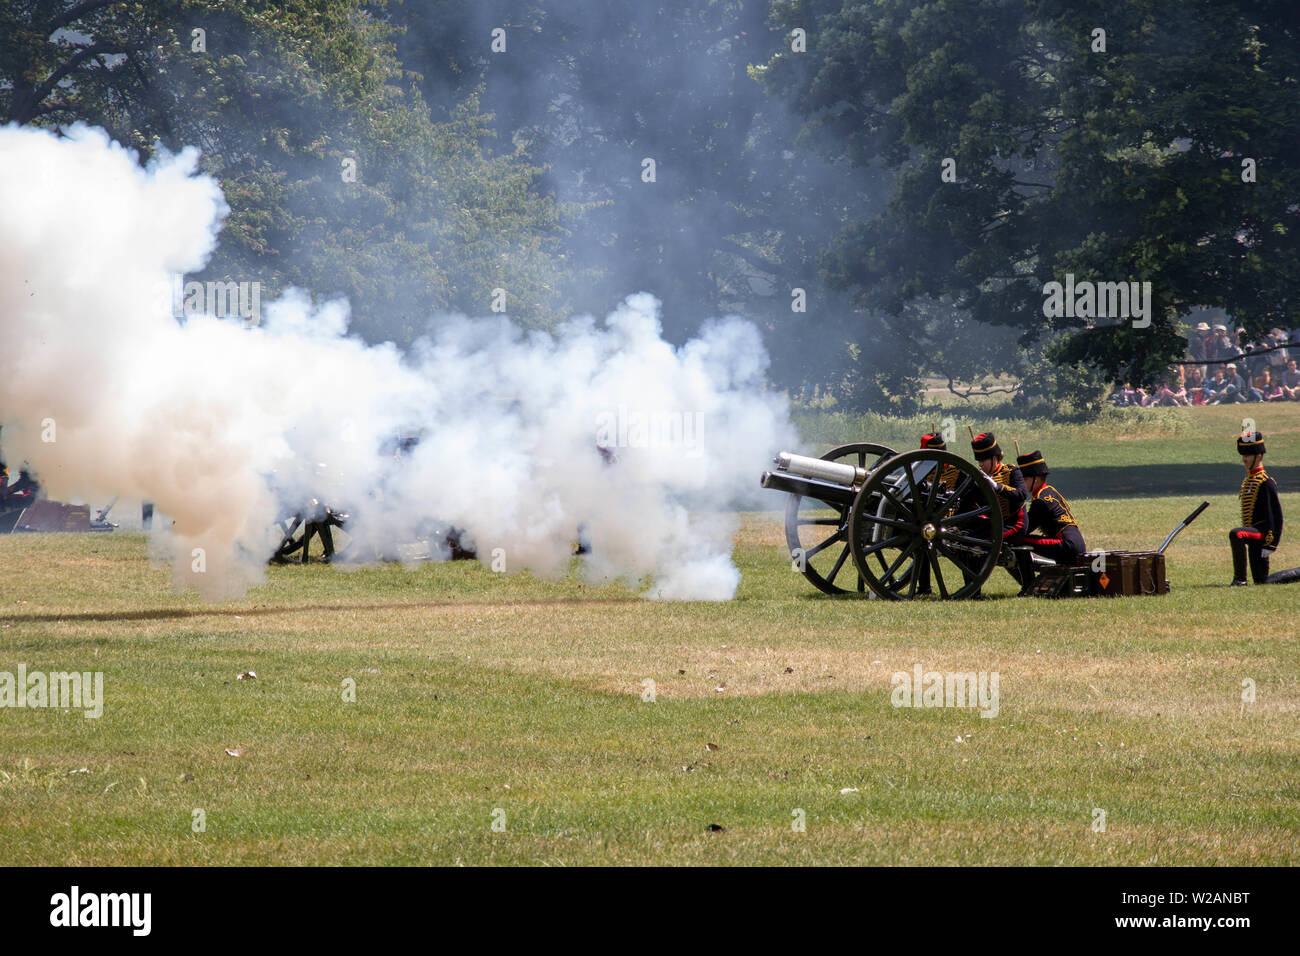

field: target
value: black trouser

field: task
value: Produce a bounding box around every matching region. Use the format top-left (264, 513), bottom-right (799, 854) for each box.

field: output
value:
top-left (1229, 527), bottom-right (1270, 583)
top-left (1018, 525), bottom-right (1086, 564)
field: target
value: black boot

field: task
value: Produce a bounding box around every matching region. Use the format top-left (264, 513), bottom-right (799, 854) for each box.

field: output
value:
top-left (915, 547), bottom-right (933, 596)
top-left (1249, 548), bottom-right (1270, 585)
top-left (1014, 549), bottom-right (1036, 596)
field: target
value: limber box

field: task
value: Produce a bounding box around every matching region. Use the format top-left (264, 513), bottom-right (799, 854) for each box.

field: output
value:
top-left (1086, 550), bottom-right (1168, 596)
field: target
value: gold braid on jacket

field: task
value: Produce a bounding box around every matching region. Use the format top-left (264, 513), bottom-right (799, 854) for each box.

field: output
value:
top-left (1240, 470), bottom-right (1268, 527)
top-left (1036, 485), bottom-right (1078, 528)
top-left (991, 462), bottom-right (1017, 521)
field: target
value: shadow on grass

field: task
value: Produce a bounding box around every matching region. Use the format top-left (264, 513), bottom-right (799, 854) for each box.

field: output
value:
top-left (0, 596), bottom-right (644, 624)
top-left (1064, 464), bottom-right (1299, 499)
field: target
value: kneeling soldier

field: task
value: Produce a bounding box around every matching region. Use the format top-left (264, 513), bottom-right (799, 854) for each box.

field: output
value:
top-left (970, 432), bottom-right (1029, 539)
top-left (1229, 430), bottom-right (1283, 585)
top-left (957, 432), bottom-right (1029, 593)
top-left (1013, 450), bottom-right (1087, 579)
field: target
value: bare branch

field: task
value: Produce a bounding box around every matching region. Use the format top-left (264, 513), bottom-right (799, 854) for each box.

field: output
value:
top-left (32, 42), bottom-right (128, 105)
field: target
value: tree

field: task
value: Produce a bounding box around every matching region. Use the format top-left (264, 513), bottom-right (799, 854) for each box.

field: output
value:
top-left (1, 0), bottom-right (570, 344)
top-left (387, 0), bottom-right (903, 399)
top-left (763, 0), bottom-right (1300, 386)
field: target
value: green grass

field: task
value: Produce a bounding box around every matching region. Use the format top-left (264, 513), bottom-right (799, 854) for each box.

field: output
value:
top-left (795, 402), bottom-right (1300, 497)
top-left (2, 477), bottom-right (1298, 864)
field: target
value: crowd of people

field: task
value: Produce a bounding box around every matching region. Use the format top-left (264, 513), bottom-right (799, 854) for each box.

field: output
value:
top-left (1112, 322), bottom-right (1300, 406)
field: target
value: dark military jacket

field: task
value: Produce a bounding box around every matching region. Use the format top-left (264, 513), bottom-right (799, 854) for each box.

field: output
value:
top-left (956, 461), bottom-right (1028, 524)
top-left (1240, 467), bottom-right (1284, 548)
top-left (990, 462), bottom-right (1029, 523)
top-left (1026, 484), bottom-right (1080, 538)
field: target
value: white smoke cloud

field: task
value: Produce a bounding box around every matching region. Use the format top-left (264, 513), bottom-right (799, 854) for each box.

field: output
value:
top-left (0, 123), bottom-right (795, 600)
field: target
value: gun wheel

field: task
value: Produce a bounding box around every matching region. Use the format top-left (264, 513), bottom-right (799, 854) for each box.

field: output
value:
top-left (783, 442), bottom-right (895, 595)
top-left (847, 448), bottom-right (1001, 600)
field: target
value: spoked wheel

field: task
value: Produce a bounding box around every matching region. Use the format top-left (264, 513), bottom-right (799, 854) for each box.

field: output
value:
top-left (847, 449), bottom-right (1002, 600)
top-left (783, 442), bottom-right (895, 595)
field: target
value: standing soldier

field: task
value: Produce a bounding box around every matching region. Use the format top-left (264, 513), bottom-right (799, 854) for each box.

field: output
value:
top-left (1229, 430), bottom-right (1283, 585)
top-left (1012, 450), bottom-right (1087, 593)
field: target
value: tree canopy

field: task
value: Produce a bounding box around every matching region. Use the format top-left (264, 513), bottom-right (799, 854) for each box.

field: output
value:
top-left (4, 0), bottom-right (1295, 408)
top-left (763, 0), bottom-right (1300, 386)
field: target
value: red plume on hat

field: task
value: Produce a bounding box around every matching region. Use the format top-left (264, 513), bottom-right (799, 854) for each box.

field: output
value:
top-left (971, 431), bottom-right (1001, 461)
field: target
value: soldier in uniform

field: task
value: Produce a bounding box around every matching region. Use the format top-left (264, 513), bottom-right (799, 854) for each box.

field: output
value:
top-left (1229, 430), bottom-right (1283, 585)
top-left (952, 432), bottom-right (1029, 593)
top-left (914, 431), bottom-right (956, 596)
top-left (1012, 449), bottom-right (1087, 571)
top-left (969, 432), bottom-right (1029, 539)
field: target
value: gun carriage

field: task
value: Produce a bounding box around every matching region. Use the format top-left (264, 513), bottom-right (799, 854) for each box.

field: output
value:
top-left (762, 443), bottom-right (1003, 600)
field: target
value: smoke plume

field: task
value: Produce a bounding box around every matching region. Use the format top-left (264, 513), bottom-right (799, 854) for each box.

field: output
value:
top-left (0, 124), bottom-right (794, 600)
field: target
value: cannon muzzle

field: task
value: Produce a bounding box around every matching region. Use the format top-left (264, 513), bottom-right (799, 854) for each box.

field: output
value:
top-left (773, 451), bottom-right (866, 486)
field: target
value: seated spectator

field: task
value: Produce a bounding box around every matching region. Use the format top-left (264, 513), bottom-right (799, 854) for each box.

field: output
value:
top-left (1145, 376), bottom-right (1191, 406)
top-left (1230, 363), bottom-right (1263, 403)
top-left (1202, 367), bottom-right (1227, 402)
top-left (1257, 369), bottom-right (1285, 402)
top-left (1208, 365), bottom-right (1253, 404)
top-left (1185, 365), bottom-right (1207, 404)
top-left (1112, 383), bottom-right (1143, 406)
top-left (1282, 359), bottom-right (1300, 400)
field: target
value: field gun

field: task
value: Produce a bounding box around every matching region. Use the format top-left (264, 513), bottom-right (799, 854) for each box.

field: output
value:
top-left (761, 443), bottom-right (1003, 600)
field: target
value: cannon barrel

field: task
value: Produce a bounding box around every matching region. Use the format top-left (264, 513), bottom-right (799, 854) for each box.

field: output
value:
top-left (760, 469), bottom-right (856, 508)
top-left (773, 451), bottom-right (866, 486)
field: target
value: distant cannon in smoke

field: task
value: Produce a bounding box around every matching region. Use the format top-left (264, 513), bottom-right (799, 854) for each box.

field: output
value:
top-left (268, 502), bottom-right (477, 565)
top-left (267, 438), bottom-right (477, 565)
top-left (269, 499), bottom-right (348, 564)
top-left (761, 444), bottom-right (1002, 600)
top-left (0, 462), bottom-right (118, 535)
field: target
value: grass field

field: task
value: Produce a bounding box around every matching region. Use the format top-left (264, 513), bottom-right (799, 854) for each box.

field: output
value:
top-left (1, 404), bottom-right (1297, 865)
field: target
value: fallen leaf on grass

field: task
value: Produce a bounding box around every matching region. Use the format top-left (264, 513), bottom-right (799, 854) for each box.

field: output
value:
top-left (224, 748), bottom-right (245, 757)
top-left (705, 742), bottom-right (719, 751)
top-left (783, 667), bottom-right (794, 674)
top-left (68, 767), bottom-right (89, 775)
top-left (237, 671), bottom-right (256, 681)
top-left (707, 823), bottom-right (726, 832)
top-left (839, 787), bottom-right (859, 794)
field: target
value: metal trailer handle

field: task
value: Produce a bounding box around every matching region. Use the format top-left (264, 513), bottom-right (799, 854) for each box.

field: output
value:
top-left (1157, 501), bottom-right (1210, 554)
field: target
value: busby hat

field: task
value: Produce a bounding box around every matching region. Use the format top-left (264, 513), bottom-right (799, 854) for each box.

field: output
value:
top-left (920, 432), bottom-right (946, 450)
top-left (1016, 450), bottom-right (1049, 478)
top-left (1237, 431), bottom-right (1266, 457)
top-left (971, 432), bottom-right (1001, 461)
